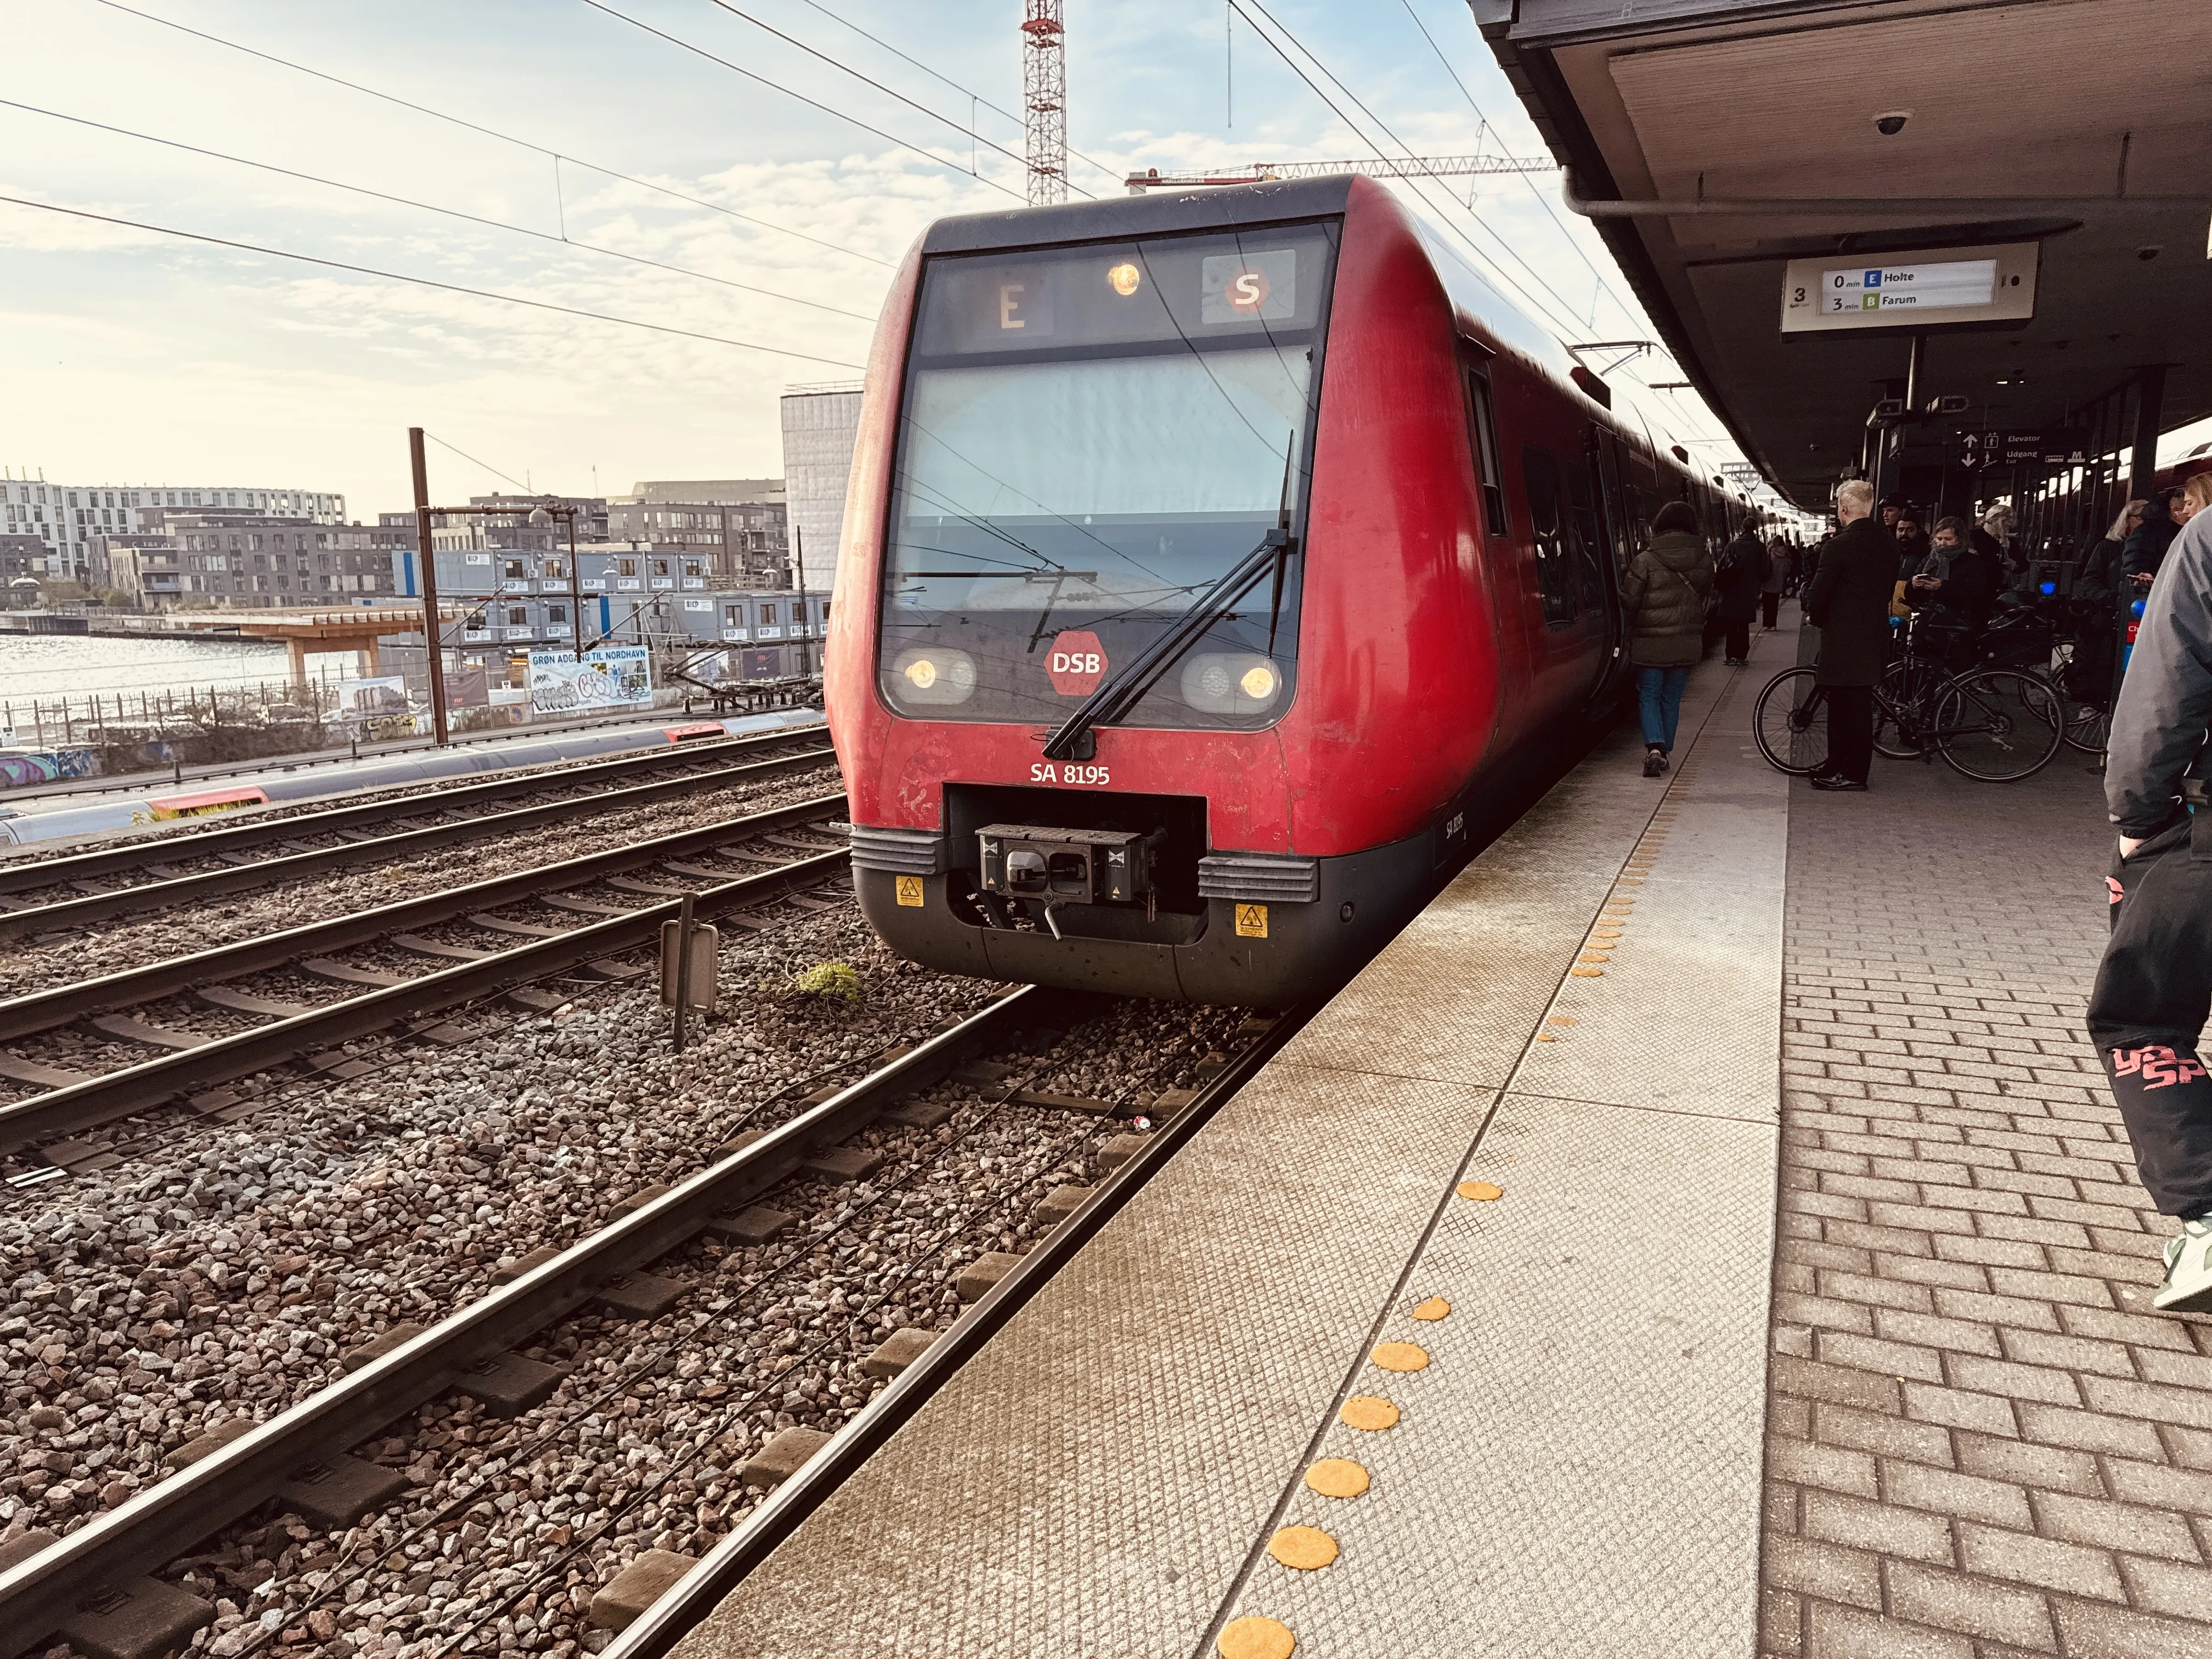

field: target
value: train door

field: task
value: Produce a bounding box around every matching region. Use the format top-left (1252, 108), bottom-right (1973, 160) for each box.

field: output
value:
top-left (1580, 425), bottom-right (1635, 706)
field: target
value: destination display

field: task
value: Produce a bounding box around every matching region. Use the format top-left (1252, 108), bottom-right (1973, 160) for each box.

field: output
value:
top-left (1780, 241), bottom-right (2038, 334)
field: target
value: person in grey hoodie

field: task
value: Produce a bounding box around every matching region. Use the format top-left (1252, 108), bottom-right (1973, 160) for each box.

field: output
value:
top-left (1619, 499), bottom-right (1713, 776)
top-left (2091, 501), bottom-right (2212, 1311)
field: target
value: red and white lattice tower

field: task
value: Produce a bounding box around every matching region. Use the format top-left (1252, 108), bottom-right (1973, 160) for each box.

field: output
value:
top-left (1021, 0), bottom-right (1066, 206)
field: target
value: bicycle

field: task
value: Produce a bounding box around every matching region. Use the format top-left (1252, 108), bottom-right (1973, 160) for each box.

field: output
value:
top-left (1754, 614), bottom-right (2064, 783)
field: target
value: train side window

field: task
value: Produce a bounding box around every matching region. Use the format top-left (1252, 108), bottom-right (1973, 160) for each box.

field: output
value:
top-left (1520, 445), bottom-right (1577, 627)
top-left (1464, 370), bottom-right (1508, 537)
top-left (1567, 462), bottom-right (1607, 617)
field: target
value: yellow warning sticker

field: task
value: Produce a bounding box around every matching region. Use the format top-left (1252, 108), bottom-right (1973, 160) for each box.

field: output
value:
top-left (894, 874), bottom-right (924, 907)
top-left (1234, 902), bottom-right (1268, 939)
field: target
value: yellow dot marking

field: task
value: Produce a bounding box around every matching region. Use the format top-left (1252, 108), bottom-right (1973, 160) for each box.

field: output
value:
top-left (1548, 1015), bottom-right (1578, 1025)
top-left (1578, 953), bottom-right (1609, 964)
top-left (1218, 1616), bottom-right (1296, 1659)
top-left (1457, 1180), bottom-right (1504, 1201)
top-left (1411, 1296), bottom-right (1451, 1321)
top-left (1571, 967), bottom-right (1604, 977)
top-left (1268, 1526), bottom-right (1339, 1571)
top-left (1340, 1395), bottom-right (1399, 1431)
top-left (1536, 1032), bottom-right (1556, 1041)
top-left (1370, 1341), bottom-right (1429, 1372)
top-left (1304, 1458), bottom-right (1370, 1498)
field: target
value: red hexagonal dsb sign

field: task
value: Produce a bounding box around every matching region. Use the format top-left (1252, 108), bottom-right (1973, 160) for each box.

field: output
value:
top-left (1046, 629), bottom-right (1107, 697)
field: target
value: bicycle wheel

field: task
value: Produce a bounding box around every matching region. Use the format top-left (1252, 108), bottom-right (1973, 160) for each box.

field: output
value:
top-left (2062, 698), bottom-right (2111, 754)
top-left (1754, 667), bottom-right (1829, 776)
top-left (1872, 657), bottom-right (1937, 759)
top-left (1935, 669), bottom-right (2064, 782)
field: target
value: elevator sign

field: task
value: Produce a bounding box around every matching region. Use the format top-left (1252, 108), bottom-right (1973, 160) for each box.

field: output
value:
top-left (1780, 241), bottom-right (2038, 334)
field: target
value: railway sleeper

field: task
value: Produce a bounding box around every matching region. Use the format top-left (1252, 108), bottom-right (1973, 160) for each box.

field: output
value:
top-left (0, 990), bottom-right (1035, 1657)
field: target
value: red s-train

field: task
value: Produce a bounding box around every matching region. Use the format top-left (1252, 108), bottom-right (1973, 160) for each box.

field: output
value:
top-left (826, 174), bottom-right (1742, 1004)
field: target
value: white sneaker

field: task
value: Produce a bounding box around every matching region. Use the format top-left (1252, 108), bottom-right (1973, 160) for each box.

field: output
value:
top-left (2154, 1218), bottom-right (2212, 1312)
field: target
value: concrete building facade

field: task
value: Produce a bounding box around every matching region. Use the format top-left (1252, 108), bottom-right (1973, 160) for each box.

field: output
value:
top-left (0, 476), bottom-right (345, 584)
top-left (779, 385), bottom-right (863, 592)
top-left (606, 481), bottom-right (789, 588)
top-left (93, 515), bottom-right (393, 607)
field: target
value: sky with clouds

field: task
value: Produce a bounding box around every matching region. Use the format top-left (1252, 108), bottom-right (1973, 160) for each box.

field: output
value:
top-left (3, 0), bottom-right (2120, 524)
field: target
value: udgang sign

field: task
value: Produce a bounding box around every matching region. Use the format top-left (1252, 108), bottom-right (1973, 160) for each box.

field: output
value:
top-left (527, 644), bottom-right (653, 716)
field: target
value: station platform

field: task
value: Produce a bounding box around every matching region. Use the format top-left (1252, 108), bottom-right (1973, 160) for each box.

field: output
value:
top-left (672, 608), bottom-right (2212, 1657)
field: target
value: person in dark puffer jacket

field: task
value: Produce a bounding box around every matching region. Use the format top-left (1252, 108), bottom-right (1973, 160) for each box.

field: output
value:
top-left (1620, 500), bottom-right (1714, 777)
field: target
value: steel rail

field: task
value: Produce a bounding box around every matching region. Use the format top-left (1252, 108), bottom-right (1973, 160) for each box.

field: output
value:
top-left (0, 725), bottom-right (826, 895)
top-left (0, 742), bottom-right (837, 943)
top-left (0, 793), bottom-right (848, 1045)
top-left (596, 998), bottom-right (1313, 1659)
top-left (0, 986), bottom-right (1052, 1656)
top-left (0, 832), bottom-right (849, 1156)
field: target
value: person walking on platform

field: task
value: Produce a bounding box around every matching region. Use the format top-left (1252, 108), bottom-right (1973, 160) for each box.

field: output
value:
top-left (1802, 479), bottom-right (1892, 792)
top-left (1620, 500), bottom-right (1713, 778)
top-left (1714, 518), bottom-right (1767, 667)
top-left (1762, 534), bottom-right (1790, 629)
top-left (2090, 501), bottom-right (2212, 1310)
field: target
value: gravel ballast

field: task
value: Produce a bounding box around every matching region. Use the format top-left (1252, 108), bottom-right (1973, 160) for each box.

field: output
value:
top-left (3, 888), bottom-right (1255, 1659)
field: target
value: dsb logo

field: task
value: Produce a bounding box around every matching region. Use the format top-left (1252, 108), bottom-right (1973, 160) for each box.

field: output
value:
top-left (1046, 629), bottom-right (1107, 696)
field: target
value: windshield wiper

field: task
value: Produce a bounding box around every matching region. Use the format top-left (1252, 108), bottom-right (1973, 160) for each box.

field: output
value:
top-left (1041, 527), bottom-right (1294, 761)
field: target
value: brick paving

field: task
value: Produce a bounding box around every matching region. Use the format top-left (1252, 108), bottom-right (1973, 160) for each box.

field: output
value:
top-left (1760, 724), bottom-right (2212, 1655)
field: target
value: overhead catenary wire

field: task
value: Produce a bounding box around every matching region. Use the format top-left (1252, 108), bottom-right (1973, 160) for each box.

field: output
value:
top-left (0, 194), bottom-right (870, 368)
top-left (1220, 0), bottom-right (1599, 347)
top-left (577, 0), bottom-right (1029, 202)
top-left (699, 0), bottom-right (1094, 200)
top-left (88, 0), bottom-right (894, 269)
top-left (0, 97), bottom-right (879, 324)
top-left (424, 433), bottom-right (534, 496)
top-left (1392, 0), bottom-right (1641, 332)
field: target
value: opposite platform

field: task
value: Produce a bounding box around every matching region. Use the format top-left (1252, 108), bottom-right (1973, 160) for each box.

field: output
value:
top-left (670, 624), bottom-right (1797, 1658)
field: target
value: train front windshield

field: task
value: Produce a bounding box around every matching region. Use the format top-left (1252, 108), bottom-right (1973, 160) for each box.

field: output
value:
top-left (878, 222), bottom-right (1339, 730)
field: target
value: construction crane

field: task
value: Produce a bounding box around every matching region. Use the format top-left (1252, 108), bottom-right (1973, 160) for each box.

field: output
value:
top-left (1124, 154), bottom-right (1556, 194)
top-left (1023, 1), bottom-right (1067, 206)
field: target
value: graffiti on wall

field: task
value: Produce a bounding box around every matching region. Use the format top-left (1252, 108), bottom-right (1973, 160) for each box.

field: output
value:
top-left (0, 749), bottom-right (100, 789)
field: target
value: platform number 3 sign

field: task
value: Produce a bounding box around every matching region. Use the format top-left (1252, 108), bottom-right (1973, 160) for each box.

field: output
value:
top-left (1234, 903), bottom-right (1269, 939)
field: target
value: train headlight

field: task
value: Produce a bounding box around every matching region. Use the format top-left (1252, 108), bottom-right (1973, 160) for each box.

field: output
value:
top-left (1108, 262), bottom-right (1141, 296)
top-left (887, 648), bottom-right (977, 706)
top-left (1181, 652), bottom-right (1283, 715)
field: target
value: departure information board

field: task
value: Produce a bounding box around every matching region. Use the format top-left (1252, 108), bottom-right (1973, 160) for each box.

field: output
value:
top-left (1781, 241), bottom-right (2038, 334)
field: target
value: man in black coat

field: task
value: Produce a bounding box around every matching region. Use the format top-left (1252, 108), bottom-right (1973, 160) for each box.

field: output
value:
top-left (1802, 478), bottom-right (1895, 791)
top-left (1714, 520), bottom-right (1768, 666)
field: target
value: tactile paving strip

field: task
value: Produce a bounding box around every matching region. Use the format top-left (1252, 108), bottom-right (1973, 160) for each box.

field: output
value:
top-left (673, 653), bottom-right (1782, 1659)
top-left (1212, 651), bottom-right (1788, 1657)
top-left (1220, 1096), bottom-right (1777, 1656)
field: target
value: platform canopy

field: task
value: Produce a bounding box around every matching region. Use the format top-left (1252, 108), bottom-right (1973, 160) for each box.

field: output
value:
top-left (1473, 0), bottom-right (2212, 508)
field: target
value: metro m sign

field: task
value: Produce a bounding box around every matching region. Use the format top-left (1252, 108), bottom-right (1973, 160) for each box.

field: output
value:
top-left (1046, 629), bottom-right (1107, 697)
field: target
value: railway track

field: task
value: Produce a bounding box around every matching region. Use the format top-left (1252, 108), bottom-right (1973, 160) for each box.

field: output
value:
top-left (0, 729), bottom-right (834, 943)
top-left (0, 792), bottom-right (849, 1169)
top-left (0, 990), bottom-right (1298, 1659)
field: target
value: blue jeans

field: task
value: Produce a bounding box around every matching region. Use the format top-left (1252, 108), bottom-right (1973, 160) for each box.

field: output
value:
top-left (1637, 665), bottom-right (1689, 751)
